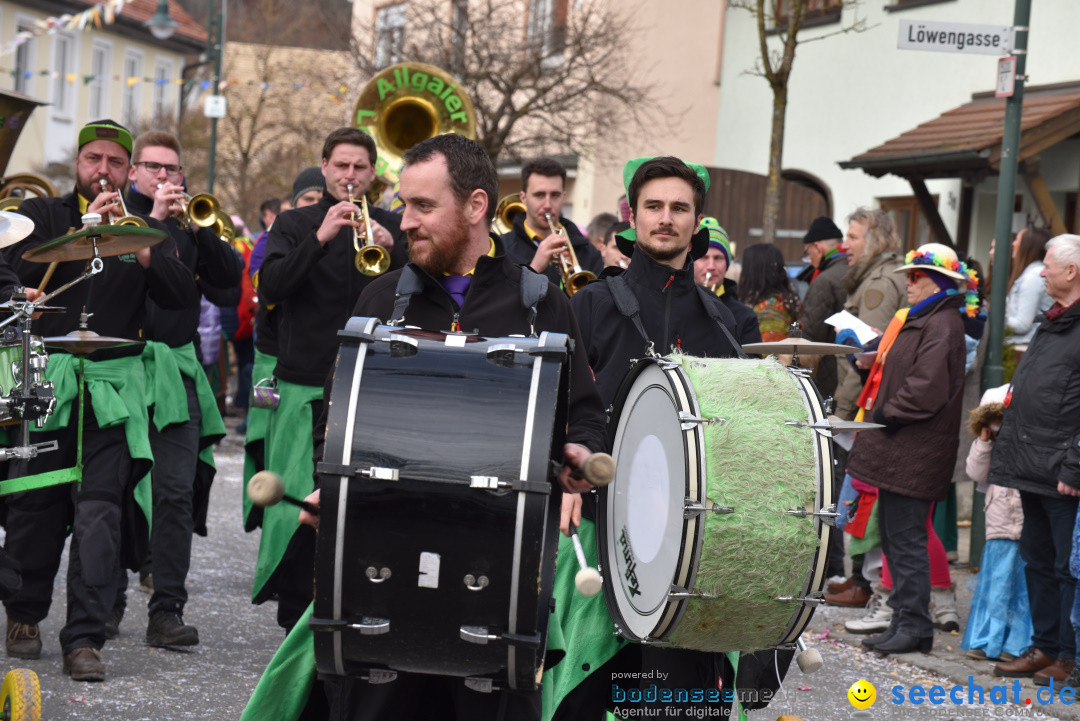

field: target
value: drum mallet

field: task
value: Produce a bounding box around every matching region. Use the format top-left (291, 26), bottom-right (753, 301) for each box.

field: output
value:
top-left (569, 524), bottom-right (602, 597)
top-left (795, 637), bottom-right (823, 674)
top-left (247, 471), bottom-right (319, 516)
top-left (572, 452), bottom-right (616, 487)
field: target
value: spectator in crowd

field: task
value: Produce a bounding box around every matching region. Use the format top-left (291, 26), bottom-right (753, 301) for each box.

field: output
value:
top-left (1004, 226), bottom-right (1053, 345)
top-left (586, 211), bottom-right (618, 252)
top-left (849, 243), bottom-right (975, 655)
top-left (739, 242), bottom-right (801, 342)
top-left (991, 234), bottom-right (1080, 686)
top-left (962, 385), bottom-right (1032, 663)
top-left (798, 216), bottom-right (847, 399)
top-left (600, 220), bottom-right (631, 270)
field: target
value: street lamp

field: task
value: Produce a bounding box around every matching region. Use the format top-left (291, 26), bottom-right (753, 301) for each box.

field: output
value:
top-left (144, 0), bottom-right (226, 194)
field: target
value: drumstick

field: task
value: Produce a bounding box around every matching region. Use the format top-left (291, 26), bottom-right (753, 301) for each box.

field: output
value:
top-left (570, 523), bottom-right (602, 596)
top-left (569, 452), bottom-right (616, 487)
top-left (247, 471), bottom-right (319, 515)
top-left (36, 261), bottom-right (59, 294)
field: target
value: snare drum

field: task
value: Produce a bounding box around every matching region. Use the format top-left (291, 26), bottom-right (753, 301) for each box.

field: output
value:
top-left (312, 318), bottom-right (570, 692)
top-left (598, 355), bottom-right (832, 652)
top-left (0, 333), bottom-right (51, 427)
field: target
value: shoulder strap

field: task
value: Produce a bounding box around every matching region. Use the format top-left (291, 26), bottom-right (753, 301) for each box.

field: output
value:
top-left (519, 266), bottom-right (549, 337)
top-left (605, 275), bottom-right (654, 356)
top-left (388, 266), bottom-right (424, 326)
top-left (693, 285), bottom-right (749, 359)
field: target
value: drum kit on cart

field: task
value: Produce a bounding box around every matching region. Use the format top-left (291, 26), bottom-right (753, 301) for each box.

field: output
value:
top-left (245, 305), bottom-right (883, 715)
top-left (0, 210), bottom-right (164, 721)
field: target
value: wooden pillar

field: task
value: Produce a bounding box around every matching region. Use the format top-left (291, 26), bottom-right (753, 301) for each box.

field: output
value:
top-left (1020, 157), bottom-right (1067, 236)
top-left (955, 183), bottom-right (974, 257)
top-left (909, 177), bottom-right (954, 248)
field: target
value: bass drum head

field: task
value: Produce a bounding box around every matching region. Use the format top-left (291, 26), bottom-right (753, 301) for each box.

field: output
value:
top-left (599, 360), bottom-right (703, 642)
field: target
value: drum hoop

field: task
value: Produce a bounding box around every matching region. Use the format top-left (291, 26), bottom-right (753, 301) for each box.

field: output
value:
top-left (775, 370), bottom-right (833, 646)
top-left (600, 358), bottom-right (707, 643)
top-left (331, 316), bottom-right (380, 676)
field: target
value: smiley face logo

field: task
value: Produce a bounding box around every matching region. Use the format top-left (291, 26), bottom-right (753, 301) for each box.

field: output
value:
top-left (848, 679), bottom-right (876, 709)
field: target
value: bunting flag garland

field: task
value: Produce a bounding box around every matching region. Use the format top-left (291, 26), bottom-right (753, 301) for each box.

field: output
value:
top-left (2, 0), bottom-right (136, 59)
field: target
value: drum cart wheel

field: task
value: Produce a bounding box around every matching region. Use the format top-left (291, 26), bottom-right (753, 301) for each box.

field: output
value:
top-left (0, 668), bottom-right (41, 721)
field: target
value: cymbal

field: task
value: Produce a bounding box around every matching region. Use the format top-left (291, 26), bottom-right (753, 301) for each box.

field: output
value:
top-left (0, 300), bottom-right (65, 314)
top-left (43, 329), bottom-right (139, 355)
top-left (0, 210), bottom-right (34, 249)
top-left (22, 224), bottom-right (165, 263)
top-left (743, 337), bottom-right (862, 356)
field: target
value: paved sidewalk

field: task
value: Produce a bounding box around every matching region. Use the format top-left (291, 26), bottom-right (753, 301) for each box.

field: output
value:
top-left (811, 525), bottom-right (1080, 720)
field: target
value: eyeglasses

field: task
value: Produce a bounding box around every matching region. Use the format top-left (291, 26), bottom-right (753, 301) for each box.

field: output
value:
top-left (907, 270), bottom-right (929, 282)
top-left (135, 161), bottom-right (182, 175)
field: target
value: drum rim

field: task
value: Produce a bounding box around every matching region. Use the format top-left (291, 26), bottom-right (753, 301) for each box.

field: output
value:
top-left (598, 357), bottom-right (706, 644)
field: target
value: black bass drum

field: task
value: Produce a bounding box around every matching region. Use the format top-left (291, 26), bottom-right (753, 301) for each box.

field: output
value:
top-left (312, 317), bottom-right (570, 692)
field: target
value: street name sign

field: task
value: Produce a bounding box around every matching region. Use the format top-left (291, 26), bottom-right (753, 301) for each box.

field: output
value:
top-left (898, 20), bottom-right (1013, 56)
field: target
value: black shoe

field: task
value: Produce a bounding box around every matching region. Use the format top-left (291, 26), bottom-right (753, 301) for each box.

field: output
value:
top-left (873, 632), bottom-right (932, 656)
top-left (104, 606), bottom-right (124, 640)
top-left (861, 627), bottom-right (897, 650)
top-left (146, 612), bottom-right (198, 647)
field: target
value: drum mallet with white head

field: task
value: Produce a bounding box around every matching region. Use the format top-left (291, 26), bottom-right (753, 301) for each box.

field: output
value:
top-left (247, 471), bottom-right (319, 516)
top-left (573, 452), bottom-right (615, 487)
top-left (569, 524), bottom-right (602, 596)
top-left (795, 637), bottom-right (823, 674)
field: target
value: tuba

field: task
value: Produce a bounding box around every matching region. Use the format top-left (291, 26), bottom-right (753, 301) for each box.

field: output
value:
top-left (349, 183), bottom-right (389, 276)
top-left (492, 194), bottom-right (526, 235)
top-left (353, 63), bottom-right (476, 209)
top-left (546, 212), bottom-right (595, 296)
top-left (99, 178), bottom-right (147, 227)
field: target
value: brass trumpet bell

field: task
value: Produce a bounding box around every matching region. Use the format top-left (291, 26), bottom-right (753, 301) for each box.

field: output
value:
top-left (357, 244), bottom-right (391, 276)
top-left (186, 193), bottom-right (220, 228)
top-left (210, 211), bottom-right (235, 241)
top-left (492, 194), bottom-right (526, 235)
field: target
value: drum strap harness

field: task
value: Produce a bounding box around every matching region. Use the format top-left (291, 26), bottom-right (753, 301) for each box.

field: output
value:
top-left (389, 265), bottom-right (549, 337)
top-left (603, 275), bottom-right (748, 359)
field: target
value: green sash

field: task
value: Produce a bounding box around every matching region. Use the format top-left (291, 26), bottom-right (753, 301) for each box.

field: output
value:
top-left (240, 603), bottom-right (317, 721)
top-left (252, 378), bottom-right (322, 602)
top-left (242, 349), bottom-right (277, 529)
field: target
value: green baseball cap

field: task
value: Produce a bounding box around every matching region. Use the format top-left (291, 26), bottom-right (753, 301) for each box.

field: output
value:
top-left (78, 119), bottom-right (133, 157)
top-left (616, 156), bottom-right (712, 260)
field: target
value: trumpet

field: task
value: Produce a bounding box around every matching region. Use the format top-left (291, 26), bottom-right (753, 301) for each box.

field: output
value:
top-left (349, 183), bottom-right (389, 276)
top-left (546, 212), bottom-right (595, 296)
top-left (157, 183), bottom-right (221, 229)
top-left (98, 178), bottom-right (147, 227)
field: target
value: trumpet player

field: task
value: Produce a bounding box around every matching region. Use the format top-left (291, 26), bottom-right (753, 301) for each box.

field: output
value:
top-left (118, 130), bottom-right (244, 649)
top-left (500, 157), bottom-right (601, 288)
top-left (692, 217), bottom-right (760, 345)
top-left (258, 127), bottom-right (405, 632)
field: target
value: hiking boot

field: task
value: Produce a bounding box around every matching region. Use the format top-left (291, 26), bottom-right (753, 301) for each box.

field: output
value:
top-left (931, 585), bottom-right (960, 633)
top-left (825, 584), bottom-right (870, 607)
top-left (6, 620), bottom-right (41, 659)
top-left (826, 576), bottom-right (854, 594)
top-left (105, 605), bottom-right (124, 640)
top-left (845, 586), bottom-right (893, 634)
top-left (1034, 657), bottom-right (1076, 686)
top-left (146, 612), bottom-right (199, 647)
top-left (63, 647), bottom-right (105, 682)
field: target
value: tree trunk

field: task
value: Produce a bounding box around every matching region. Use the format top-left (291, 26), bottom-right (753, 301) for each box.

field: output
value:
top-left (762, 81), bottom-right (788, 245)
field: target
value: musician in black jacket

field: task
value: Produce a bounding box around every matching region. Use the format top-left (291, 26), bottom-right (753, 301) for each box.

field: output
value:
top-left (256, 127), bottom-right (406, 631)
top-left (299, 133), bottom-right (606, 721)
top-left (115, 130), bottom-right (243, 648)
top-left (499, 157), bottom-right (602, 293)
top-left (2, 119), bottom-right (197, 681)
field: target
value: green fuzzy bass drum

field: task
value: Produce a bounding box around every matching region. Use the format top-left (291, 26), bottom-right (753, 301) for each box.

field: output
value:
top-left (597, 355), bottom-right (833, 652)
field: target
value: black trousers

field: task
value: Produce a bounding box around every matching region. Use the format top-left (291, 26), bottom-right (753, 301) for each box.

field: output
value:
top-left (877, 488), bottom-right (933, 638)
top-left (1019, 491), bottom-right (1078, 659)
top-left (3, 391), bottom-right (139, 654)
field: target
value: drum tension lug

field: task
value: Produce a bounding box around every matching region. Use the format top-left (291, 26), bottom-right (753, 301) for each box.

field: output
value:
top-left (668, 584), bottom-right (718, 601)
top-left (679, 412), bottom-right (726, 430)
top-left (360, 669), bottom-right (398, 685)
top-left (308, 615), bottom-right (391, 635)
top-left (786, 505), bottom-right (841, 522)
top-left (775, 592), bottom-right (825, 605)
top-left (464, 677), bottom-right (499, 694)
top-left (361, 466), bottom-right (400, 481)
top-left (685, 500), bottom-right (734, 517)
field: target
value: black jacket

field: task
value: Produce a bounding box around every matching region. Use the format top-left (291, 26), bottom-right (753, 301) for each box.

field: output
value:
top-left (799, 251), bottom-right (848, 399)
top-left (571, 247), bottom-right (740, 406)
top-left (258, 194), bottom-right (406, 385)
top-left (716, 278), bottom-right (761, 346)
top-left (125, 186), bottom-right (244, 349)
top-left (313, 238), bottom-right (607, 462)
top-left (988, 299), bottom-right (1080, 497)
top-left (4, 190), bottom-right (198, 358)
top-left (499, 212), bottom-right (602, 290)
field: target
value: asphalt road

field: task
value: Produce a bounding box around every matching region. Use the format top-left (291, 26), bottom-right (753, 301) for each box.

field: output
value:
top-left (3, 419), bottom-right (1069, 720)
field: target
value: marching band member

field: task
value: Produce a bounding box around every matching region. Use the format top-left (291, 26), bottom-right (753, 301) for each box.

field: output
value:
top-left (1, 119), bottom-right (197, 681)
top-left (549, 156), bottom-right (779, 720)
top-left (256, 128), bottom-right (405, 632)
top-left (499, 157), bottom-right (602, 290)
top-left (114, 131), bottom-right (243, 648)
top-left (693, 217), bottom-right (760, 345)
